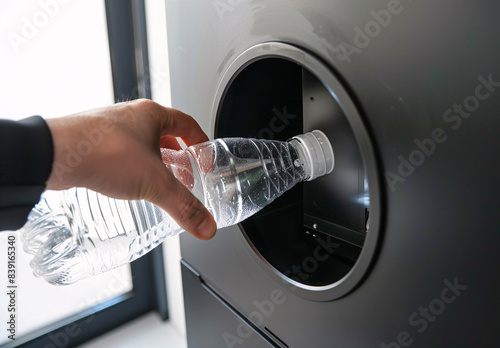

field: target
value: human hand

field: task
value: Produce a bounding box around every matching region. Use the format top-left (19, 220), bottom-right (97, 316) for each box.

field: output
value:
top-left (45, 99), bottom-right (217, 240)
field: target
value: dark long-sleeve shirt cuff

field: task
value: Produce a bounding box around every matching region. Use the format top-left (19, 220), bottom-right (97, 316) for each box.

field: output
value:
top-left (0, 116), bottom-right (54, 230)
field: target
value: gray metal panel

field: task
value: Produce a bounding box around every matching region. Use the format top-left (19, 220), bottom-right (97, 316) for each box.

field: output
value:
top-left (181, 261), bottom-right (279, 348)
top-left (168, 0), bottom-right (500, 346)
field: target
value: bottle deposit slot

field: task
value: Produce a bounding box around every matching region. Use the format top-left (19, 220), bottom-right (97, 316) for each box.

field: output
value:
top-left (214, 43), bottom-right (381, 300)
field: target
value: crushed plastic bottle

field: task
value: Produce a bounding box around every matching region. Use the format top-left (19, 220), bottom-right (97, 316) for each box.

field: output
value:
top-left (19, 130), bottom-right (334, 285)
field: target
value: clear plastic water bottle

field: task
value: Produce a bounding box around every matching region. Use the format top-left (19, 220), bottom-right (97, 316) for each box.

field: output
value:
top-left (20, 130), bottom-right (334, 285)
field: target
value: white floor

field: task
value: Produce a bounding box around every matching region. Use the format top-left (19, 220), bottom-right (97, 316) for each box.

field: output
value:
top-left (79, 313), bottom-right (187, 348)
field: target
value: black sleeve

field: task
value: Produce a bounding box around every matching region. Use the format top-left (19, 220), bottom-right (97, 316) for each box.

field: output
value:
top-left (0, 116), bottom-right (54, 231)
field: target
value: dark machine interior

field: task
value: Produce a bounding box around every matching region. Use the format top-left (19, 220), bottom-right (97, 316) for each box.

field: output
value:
top-left (216, 58), bottom-right (369, 287)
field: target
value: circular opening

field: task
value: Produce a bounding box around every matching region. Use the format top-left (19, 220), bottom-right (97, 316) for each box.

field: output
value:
top-left (213, 43), bottom-right (381, 301)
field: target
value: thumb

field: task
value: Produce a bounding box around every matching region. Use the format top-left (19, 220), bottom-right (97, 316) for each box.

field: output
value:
top-left (146, 162), bottom-right (217, 240)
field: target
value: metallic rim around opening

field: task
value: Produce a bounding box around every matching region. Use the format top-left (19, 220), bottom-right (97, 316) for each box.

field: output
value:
top-left (211, 42), bottom-right (382, 301)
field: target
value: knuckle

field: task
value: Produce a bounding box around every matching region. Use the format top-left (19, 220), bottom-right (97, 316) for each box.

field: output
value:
top-left (134, 98), bottom-right (158, 111)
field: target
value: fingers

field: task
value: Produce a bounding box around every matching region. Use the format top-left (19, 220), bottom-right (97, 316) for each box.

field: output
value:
top-left (159, 135), bottom-right (182, 150)
top-left (157, 107), bottom-right (209, 146)
top-left (131, 100), bottom-right (214, 239)
top-left (123, 99), bottom-right (208, 147)
top-left (147, 161), bottom-right (217, 240)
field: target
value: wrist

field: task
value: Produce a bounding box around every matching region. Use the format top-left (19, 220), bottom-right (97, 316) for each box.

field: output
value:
top-left (46, 117), bottom-right (75, 190)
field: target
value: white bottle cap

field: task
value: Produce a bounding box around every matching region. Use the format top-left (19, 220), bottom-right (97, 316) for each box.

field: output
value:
top-left (292, 130), bottom-right (334, 181)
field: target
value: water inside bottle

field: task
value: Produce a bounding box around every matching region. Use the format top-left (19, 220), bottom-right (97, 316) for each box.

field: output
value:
top-left (194, 138), bottom-right (307, 227)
